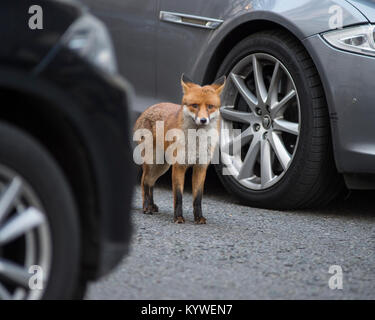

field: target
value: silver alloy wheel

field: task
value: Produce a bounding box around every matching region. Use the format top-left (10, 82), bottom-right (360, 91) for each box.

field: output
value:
top-left (0, 165), bottom-right (51, 300)
top-left (220, 53), bottom-right (301, 190)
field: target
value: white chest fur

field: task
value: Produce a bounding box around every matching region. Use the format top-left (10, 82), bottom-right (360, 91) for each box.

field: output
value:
top-left (181, 110), bottom-right (220, 165)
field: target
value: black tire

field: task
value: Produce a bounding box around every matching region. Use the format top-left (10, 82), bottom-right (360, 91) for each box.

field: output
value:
top-left (72, 280), bottom-right (88, 300)
top-left (215, 30), bottom-right (344, 209)
top-left (0, 121), bottom-right (81, 299)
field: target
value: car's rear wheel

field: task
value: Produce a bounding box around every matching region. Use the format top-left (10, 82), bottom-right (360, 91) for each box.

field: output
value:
top-left (215, 30), bottom-right (344, 209)
top-left (0, 122), bottom-right (80, 299)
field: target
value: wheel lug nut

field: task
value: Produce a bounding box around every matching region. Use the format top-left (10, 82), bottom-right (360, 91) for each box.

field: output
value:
top-left (256, 108), bottom-right (262, 116)
top-left (254, 124), bottom-right (260, 131)
top-left (263, 132), bottom-right (268, 139)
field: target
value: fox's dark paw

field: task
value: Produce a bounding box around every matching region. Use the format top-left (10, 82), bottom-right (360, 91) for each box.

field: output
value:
top-left (143, 203), bottom-right (158, 215)
top-left (143, 208), bottom-right (153, 215)
top-left (174, 216), bottom-right (185, 224)
top-left (194, 217), bottom-right (206, 224)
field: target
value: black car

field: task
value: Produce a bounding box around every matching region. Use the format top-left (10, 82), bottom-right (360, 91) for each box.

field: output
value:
top-left (0, 0), bottom-right (134, 299)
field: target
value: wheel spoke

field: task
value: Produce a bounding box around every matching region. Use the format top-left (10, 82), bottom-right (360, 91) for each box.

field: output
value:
top-left (260, 139), bottom-right (273, 186)
top-left (0, 258), bottom-right (30, 288)
top-left (220, 106), bottom-right (254, 124)
top-left (223, 53), bottom-right (301, 190)
top-left (230, 73), bottom-right (258, 112)
top-left (273, 119), bottom-right (299, 135)
top-left (0, 177), bottom-right (22, 225)
top-left (266, 61), bottom-right (281, 106)
top-left (270, 89), bottom-right (296, 117)
top-left (0, 207), bottom-right (45, 246)
top-left (222, 127), bottom-right (253, 156)
top-left (0, 282), bottom-right (12, 300)
top-left (252, 55), bottom-right (267, 104)
top-left (237, 136), bottom-right (260, 180)
top-left (269, 132), bottom-right (291, 170)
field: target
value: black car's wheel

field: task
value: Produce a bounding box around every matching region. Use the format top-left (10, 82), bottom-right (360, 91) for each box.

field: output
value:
top-left (215, 30), bottom-right (344, 209)
top-left (0, 122), bottom-right (81, 299)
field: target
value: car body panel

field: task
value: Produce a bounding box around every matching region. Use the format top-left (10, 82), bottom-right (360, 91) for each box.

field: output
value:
top-left (157, 0), bottom-right (368, 104)
top-left (0, 0), bottom-right (134, 279)
top-left (78, 0), bottom-right (158, 112)
top-left (81, 0), bottom-right (375, 186)
top-left (38, 47), bottom-right (135, 278)
top-left (81, 0), bottom-right (368, 110)
top-left (0, 59), bottom-right (134, 279)
top-left (303, 34), bottom-right (375, 174)
top-left (0, 0), bottom-right (82, 72)
top-left (346, 0), bottom-right (375, 21)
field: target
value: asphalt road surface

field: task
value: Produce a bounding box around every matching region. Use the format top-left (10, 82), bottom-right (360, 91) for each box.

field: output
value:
top-left (86, 168), bottom-right (375, 299)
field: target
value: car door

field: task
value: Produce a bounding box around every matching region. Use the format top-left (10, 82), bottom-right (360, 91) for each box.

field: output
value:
top-left (82, 0), bottom-right (158, 113)
top-left (157, 0), bottom-right (226, 103)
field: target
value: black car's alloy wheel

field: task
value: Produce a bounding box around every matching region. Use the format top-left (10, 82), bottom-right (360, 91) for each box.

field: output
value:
top-left (0, 122), bottom-right (80, 299)
top-left (0, 165), bottom-right (52, 299)
top-left (215, 30), bottom-right (344, 209)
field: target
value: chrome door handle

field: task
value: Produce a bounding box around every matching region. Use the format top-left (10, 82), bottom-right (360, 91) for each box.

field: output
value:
top-left (159, 11), bottom-right (223, 30)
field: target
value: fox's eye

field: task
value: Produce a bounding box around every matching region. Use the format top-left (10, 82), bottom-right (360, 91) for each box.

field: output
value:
top-left (191, 104), bottom-right (199, 109)
top-left (208, 105), bottom-right (215, 109)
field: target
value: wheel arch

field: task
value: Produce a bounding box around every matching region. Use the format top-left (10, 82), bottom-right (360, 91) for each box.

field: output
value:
top-left (201, 19), bottom-right (306, 85)
top-left (199, 18), bottom-right (343, 177)
top-left (0, 72), bottom-right (101, 278)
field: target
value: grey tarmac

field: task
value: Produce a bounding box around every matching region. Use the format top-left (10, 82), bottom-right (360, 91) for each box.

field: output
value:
top-left (87, 170), bottom-right (375, 300)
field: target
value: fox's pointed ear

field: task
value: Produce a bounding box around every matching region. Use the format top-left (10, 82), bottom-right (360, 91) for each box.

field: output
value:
top-left (181, 73), bottom-right (194, 85)
top-left (181, 73), bottom-right (195, 94)
top-left (211, 75), bottom-right (226, 95)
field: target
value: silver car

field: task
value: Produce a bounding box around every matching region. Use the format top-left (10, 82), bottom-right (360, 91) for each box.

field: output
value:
top-left (83, 0), bottom-right (375, 209)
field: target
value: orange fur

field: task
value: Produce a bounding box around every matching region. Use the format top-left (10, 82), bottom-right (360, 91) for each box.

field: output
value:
top-left (134, 75), bottom-right (226, 223)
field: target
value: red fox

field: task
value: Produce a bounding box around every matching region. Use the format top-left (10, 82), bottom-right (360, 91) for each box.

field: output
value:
top-left (134, 74), bottom-right (226, 224)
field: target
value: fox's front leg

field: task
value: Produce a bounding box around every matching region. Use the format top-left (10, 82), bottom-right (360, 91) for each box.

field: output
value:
top-left (172, 164), bottom-right (187, 223)
top-left (192, 164), bottom-right (208, 224)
